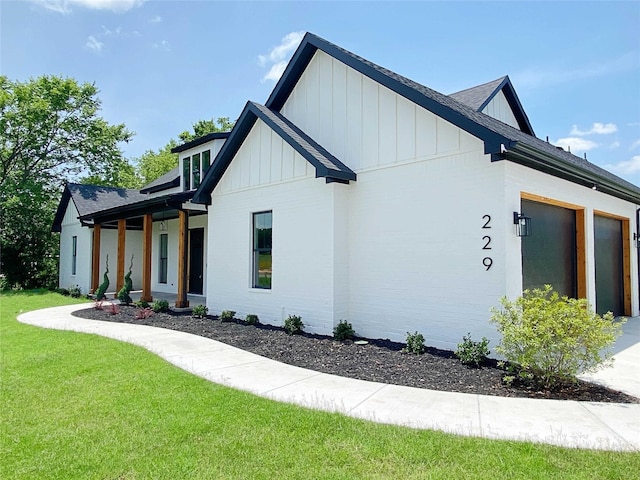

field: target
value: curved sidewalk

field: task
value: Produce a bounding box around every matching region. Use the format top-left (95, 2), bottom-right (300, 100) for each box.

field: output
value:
top-left (18, 304), bottom-right (640, 452)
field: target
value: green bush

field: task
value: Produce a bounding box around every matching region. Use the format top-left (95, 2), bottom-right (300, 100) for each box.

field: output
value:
top-left (284, 315), bottom-right (304, 335)
top-left (490, 285), bottom-right (625, 389)
top-left (192, 304), bottom-right (208, 318)
top-left (245, 314), bottom-right (259, 325)
top-left (57, 288), bottom-right (70, 296)
top-left (135, 300), bottom-right (150, 308)
top-left (403, 331), bottom-right (425, 354)
top-left (220, 310), bottom-right (236, 322)
top-left (152, 299), bottom-right (170, 313)
top-left (68, 285), bottom-right (82, 298)
top-left (456, 333), bottom-right (490, 367)
top-left (333, 320), bottom-right (355, 341)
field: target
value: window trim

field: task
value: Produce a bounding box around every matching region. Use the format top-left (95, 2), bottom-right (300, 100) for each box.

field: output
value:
top-left (252, 211), bottom-right (272, 289)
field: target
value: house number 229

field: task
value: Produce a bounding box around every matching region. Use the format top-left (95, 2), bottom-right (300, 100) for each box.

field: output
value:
top-left (481, 214), bottom-right (493, 270)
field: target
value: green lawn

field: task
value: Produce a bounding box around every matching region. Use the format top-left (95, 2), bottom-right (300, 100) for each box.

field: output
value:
top-left (1, 290), bottom-right (638, 479)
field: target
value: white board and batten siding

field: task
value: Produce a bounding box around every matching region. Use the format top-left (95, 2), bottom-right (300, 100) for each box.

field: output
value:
top-left (481, 90), bottom-right (520, 130)
top-left (58, 200), bottom-right (92, 293)
top-left (208, 118), bottom-right (348, 334)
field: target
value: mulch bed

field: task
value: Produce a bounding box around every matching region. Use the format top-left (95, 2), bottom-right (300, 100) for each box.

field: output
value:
top-left (73, 305), bottom-right (639, 403)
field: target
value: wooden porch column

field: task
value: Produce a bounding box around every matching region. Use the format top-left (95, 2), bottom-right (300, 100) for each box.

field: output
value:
top-left (115, 218), bottom-right (126, 296)
top-left (141, 214), bottom-right (153, 302)
top-left (176, 210), bottom-right (189, 308)
top-left (91, 224), bottom-right (101, 293)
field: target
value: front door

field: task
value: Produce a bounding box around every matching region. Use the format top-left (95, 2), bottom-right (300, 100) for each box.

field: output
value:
top-left (188, 228), bottom-right (204, 295)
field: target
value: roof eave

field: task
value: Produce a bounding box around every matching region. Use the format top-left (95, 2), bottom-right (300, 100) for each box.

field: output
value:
top-left (505, 143), bottom-right (640, 204)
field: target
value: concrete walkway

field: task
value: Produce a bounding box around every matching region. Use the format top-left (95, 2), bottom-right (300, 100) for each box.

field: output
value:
top-left (17, 304), bottom-right (640, 452)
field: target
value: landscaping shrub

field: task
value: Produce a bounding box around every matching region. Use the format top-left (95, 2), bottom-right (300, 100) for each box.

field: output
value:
top-left (192, 304), bottom-right (208, 318)
top-left (152, 299), bottom-right (170, 313)
top-left (135, 308), bottom-right (154, 320)
top-left (94, 255), bottom-right (110, 301)
top-left (94, 300), bottom-right (104, 310)
top-left (57, 287), bottom-right (70, 296)
top-left (67, 285), bottom-right (82, 298)
top-left (220, 310), bottom-right (236, 322)
top-left (245, 314), bottom-right (259, 325)
top-left (135, 300), bottom-right (150, 308)
top-left (284, 315), bottom-right (304, 335)
top-left (403, 331), bottom-right (425, 354)
top-left (333, 320), bottom-right (355, 341)
top-left (107, 303), bottom-right (120, 315)
top-left (456, 333), bottom-right (490, 367)
top-left (117, 255), bottom-right (134, 305)
top-left (490, 285), bottom-right (625, 389)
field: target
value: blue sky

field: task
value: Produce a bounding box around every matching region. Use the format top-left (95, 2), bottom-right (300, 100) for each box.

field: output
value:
top-left (2, 0), bottom-right (640, 185)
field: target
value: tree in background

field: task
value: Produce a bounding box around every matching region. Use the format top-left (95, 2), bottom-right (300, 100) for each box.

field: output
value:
top-left (136, 117), bottom-right (234, 186)
top-left (0, 75), bottom-right (133, 288)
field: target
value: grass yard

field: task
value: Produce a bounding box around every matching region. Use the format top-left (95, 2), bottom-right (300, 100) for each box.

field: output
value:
top-left (1, 291), bottom-right (639, 479)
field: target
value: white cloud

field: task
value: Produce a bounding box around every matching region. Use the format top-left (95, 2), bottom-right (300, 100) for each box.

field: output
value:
top-left (630, 139), bottom-right (640, 150)
top-left (152, 40), bottom-right (170, 51)
top-left (604, 155), bottom-right (640, 175)
top-left (36, 0), bottom-right (144, 14)
top-left (101, 25), bottom-right (122, 36)
top-left (85, 35), bottom-right (104, 53)
top-left (609, 141), bottom-right (621, 149)
top-left (570, 122), bottom-right (618, 136)
top-left (149, 15), bottom-right (162, 23)
top-left (258, 31), bottom-right (305, 82)
top-left (554, 137), bottom-right (599, 152)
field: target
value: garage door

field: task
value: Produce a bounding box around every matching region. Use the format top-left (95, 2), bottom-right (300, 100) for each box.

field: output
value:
top-left (594, 215), bottom-right (624, 316)
top-left (521, 199), bottom-right (577, 298)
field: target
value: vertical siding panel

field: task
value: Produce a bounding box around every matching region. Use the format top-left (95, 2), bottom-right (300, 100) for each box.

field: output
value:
top-left (346, 67), bottom-right (362, 171)
top-left (306, 53), bottom-right (321, 136)
top-left (396, 96), bottom-right (416, 162)
top-left (436, 117), bottom-right (460, 153)
top-left (378, 85), bottom-right (397, 165)
top-left (281, 141), bottom-right (295, 180)
top-left (331, 59), bottom-right (347, 160)
top-left (293, 151), bottom-right (307, 178)
top-left (316, 52), bottom-right (333, 148)
top-left (416, 107), bottom-right (437, 158)
top-left (249, 124), bottom-right (261, 187)
top-left (361, 75), bottom-right (379, 168)
top-left (270, 133), bottom-right (283, 183)
top-left (260, 121), bottom-right (272, 184)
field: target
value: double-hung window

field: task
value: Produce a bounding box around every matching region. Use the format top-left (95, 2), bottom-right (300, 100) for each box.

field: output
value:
top-left (252, 211), bottom-right (272, 289)
top-left (159, 234), bottom-right (168, 284)
top-left (71, 236), bottom-right (77, 275)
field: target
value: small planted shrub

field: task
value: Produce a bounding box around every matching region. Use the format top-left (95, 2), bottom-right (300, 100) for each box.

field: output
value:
top-left (491, 285), bottom-right (625, 389)
top-left (68, 285), bottom-right (82, 298)
top-left (220, 310), bottom-right (236, 322)
top-left (58, 288), bottom-right (70, 296)
top-left (94, 255), bottom-right (110, 301)
top-left (284, 315), bottom-right (304, 335)
top-left (117, 255), bottom-right (134, 305)
top-left (333, 320), bottom-right (355, 341)
top-left (93, 300), bottom-right (104, 310)
top-left (245, 314), bottom-right (259, 325)
top-left (403, 331), bottom-right (425, 354)
top-left (456, 333), bottom-right (490, 367)
top-left (135, 300), bottom-right (150, 308)
top-left (192, 304), bottom-right (208, 318)
top-left (152, 299), bottom-right (170, 313)
top-left (107, 303), bottom-right (120, 315)
top-left (135, 308), bottom-right (154, 320)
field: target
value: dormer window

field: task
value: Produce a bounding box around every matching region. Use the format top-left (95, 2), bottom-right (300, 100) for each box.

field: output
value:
top-left (182, 149), bottom-right (211, 191)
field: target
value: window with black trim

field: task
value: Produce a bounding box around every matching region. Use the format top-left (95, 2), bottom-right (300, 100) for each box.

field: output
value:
top-left (253, 211), bottom-right (272, 289)
top-left (159, 234), bottom-right (168, 283)
top-left (72, 236), bottom-right (77, 275)
top-left (183, 156), bottom-right (191, 191)
top-left (192, 153), bottom-right (201, 189)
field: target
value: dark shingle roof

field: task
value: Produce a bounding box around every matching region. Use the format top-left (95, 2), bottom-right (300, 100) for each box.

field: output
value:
top-left (140, 167), bottom-right (180, 194)
top-left (171, 132), bottom-right (231, 153)
top-left (192, 101), bottom-right (356, 204)
top-left (449, 77), bottom-right (507, 111)
top-left (52, 183), bottom-right (148, 232)
top-left (265, 33), bottom-right (639, 202)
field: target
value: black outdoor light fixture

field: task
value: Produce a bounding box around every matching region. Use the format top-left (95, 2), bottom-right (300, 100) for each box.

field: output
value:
top-left (634, 233), bottom-right (640, 249)
top-left (513, 212), bottom-right (531, 237)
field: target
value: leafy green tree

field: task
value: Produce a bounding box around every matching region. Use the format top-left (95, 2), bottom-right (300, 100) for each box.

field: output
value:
top-left (178, 117), bottom-right (234, 143)
top-left (0, 75), bottom-right (133, 288)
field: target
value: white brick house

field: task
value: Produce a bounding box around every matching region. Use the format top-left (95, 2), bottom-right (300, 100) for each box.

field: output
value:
top-left (55, 33), bottom-right (640, 350)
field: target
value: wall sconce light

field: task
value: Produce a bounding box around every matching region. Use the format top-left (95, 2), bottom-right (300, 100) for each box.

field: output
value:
top-left (513, 212), bottom-right (531, 237)
top-left (634, 233), bottom-right (640, 248)
top-left (159, 221), bottom-right (168, 232)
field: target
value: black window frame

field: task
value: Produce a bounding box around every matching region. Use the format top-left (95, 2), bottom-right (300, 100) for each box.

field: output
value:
top-left (192, 152), bottom-right (201, 189)
top-left (252, 211), bottom-right (272, 289)
top-left (183, 155), bottom-right (191, 191)
top-left (159, 233), bottom-right (168, 284)
top-left (72, 235), bottom-right (77, 275)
